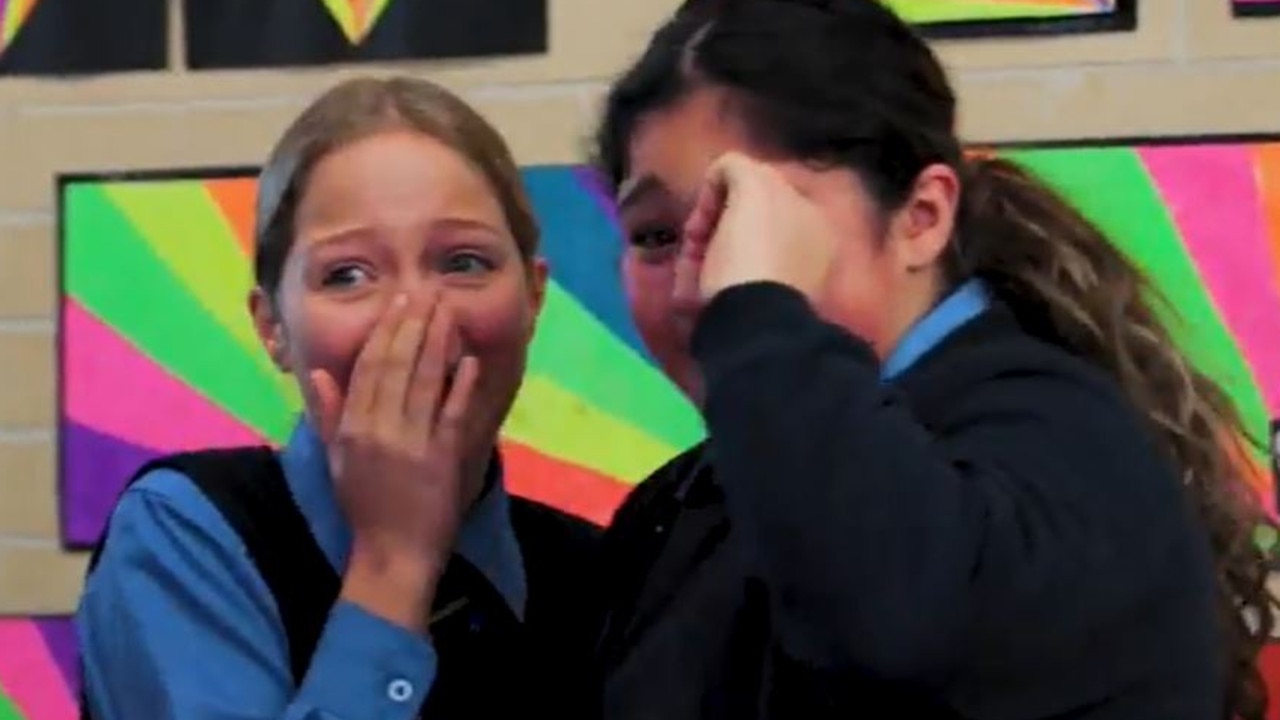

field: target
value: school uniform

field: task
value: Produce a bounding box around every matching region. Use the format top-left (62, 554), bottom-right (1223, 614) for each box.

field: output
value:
top-left (595, 280), bottom-right (1222, 719)
top-left (77, 420), bottom-right (601, 720)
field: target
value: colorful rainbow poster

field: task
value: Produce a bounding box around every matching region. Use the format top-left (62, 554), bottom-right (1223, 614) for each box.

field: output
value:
top-left (999, 136), bottom-right (1280, 513)
top-left (182, 0), bottom-right (547, 70)
top-left (0, 0), bottom-right (42, 53)
top-left (57, 138), bottom-right (1280, 547)
top-left (882, 0), bottom-right (1136, 38)
top-left (25, 133), bottom-right (1280, 720)
top-left (57, 165), bottom-right (705, 548)
top-left (1234, 0), bottom-right (1280, 17)
top-left (0, 617), bottom-right (77, 720)
top-left (18, 135), bottom-right (1280, 719)
top-left (0, 0), bottom-right (166, 75)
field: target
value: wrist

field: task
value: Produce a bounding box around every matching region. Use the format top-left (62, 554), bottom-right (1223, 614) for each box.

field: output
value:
top-left (340, 542), bottom-right (445, 633)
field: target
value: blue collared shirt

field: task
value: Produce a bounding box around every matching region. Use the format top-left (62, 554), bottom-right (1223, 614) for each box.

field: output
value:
top-left (880, 279), bottom-right (990, 380)
top-left (76, 420), bottom-right (526, 720)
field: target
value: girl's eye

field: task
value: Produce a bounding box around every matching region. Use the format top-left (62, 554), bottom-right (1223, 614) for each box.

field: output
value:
top-left (443, 252), bottom-right (494, 275)
top-left (629, 227), bottom-right (680, 250)
top-left (321, 264), bottom-right (371, 288)
top-left (627, 227), bottom-right (681, 264)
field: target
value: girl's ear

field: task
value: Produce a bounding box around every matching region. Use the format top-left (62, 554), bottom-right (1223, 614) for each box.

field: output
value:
top-left (249, 287), bottom-right (292, 372)
top-left (524, 256), bottom-right (550, 335)
top-left (888, 162), bottom-right (960, 272)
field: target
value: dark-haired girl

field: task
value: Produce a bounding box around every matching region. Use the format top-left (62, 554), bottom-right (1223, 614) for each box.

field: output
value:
top-left (591, 2), bottom-right (1276, 718)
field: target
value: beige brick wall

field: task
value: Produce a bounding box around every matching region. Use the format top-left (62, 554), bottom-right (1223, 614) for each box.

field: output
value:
top-left (0, 0), bottom-right (1278, 614)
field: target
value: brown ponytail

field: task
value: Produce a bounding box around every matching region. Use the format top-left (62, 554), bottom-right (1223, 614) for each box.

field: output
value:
top-left (954, 155), bottom-right (1277, 720)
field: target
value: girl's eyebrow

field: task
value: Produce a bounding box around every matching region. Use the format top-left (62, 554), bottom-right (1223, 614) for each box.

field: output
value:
top-left (617, 173), bottom-right (666, 212)
top-left (303, 225), bottom-right (376, 250)
top-left (427, 217), bottom-right (506, 237)
top-left (303, 216), bottom-right (506, 250)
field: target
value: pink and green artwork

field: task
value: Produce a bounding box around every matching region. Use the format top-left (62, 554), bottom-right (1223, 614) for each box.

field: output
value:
top-left (3, 134), bottom-right (1278, 719)
top-left (57, 165), bottom-right (704, 549)
top-left (881, 0), bottom-right (1136, 37)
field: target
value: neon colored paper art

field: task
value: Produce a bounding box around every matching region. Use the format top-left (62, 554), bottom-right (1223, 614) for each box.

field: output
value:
top-left (319, 0), bottom-right (393, 43)
top-left (56, 138), bottom-right (1280, 547)
top-left (57, 166), bottom-right (706, 549)
top-left (882, 0), bottom-right (1136, 38)
top-left (1234, 0), bottom-right (1280, 18)
top-left (0, 0), bottom-right (167, 75)
top-left (0, 617), bottom-right (78, 720)
top-left (28, 135), bottom-right (1280, 720)
top-left (0, 0), bottom-right (41, 52)
top-left (182, 0), bottom-right (547, 70)
top-left (1001, 136), bottom-right (1280, 513)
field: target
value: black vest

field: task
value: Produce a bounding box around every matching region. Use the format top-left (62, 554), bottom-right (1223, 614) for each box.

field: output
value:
top-left (80, 446), bottom-right (603, 719)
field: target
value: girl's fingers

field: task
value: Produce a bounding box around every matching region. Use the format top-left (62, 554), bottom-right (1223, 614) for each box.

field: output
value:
top-left (682, 173), bottom-right (725, 251)
top-left (308, 368), bottom-right (344, 445)
top-left (434, 355), bottom-right (480, 453)
top-left (675, 157), bottom-right (732, 306)
top-left (371, 292), bottom-right (439, 430)
top-left (405, 302), bottom-right (456, 431)
top-left (346, 293), bottom-right (410, 421)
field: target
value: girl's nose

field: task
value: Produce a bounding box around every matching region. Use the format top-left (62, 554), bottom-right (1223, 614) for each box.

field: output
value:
top-left (399, 276), bottom-right (445, 307)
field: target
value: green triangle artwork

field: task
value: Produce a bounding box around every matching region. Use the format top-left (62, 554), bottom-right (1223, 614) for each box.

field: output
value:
top-left (182, 0), bottom-right (548, 70)
top-left (0, 0), bottom-right (167, 75)
top-left (883, 0), bottom-right (1136, 39)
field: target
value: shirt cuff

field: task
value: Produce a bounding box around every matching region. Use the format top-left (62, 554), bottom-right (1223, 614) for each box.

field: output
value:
top-left (294, 600), bottom-right (437, 719)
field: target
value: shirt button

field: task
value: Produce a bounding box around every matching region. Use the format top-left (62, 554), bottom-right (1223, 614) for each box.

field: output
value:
top-left (387, 678), bottom-right (414, 703)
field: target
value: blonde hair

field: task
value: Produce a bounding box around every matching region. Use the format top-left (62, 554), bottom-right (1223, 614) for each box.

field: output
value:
top-left (253, 76), bottom-right (539, 296)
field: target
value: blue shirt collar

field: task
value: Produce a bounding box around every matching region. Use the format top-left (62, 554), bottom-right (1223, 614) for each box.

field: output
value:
top-left (277, 419), bottom-right (528, 619)
top-left (881, 278), bottom-right (990, 380)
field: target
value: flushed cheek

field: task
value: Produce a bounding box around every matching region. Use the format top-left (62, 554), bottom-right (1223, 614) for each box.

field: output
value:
top-left (292, 305), bottom-right (381, 392)
top-left (453, 297), bottom-right (533, 394)
top-left (447, 301), bottom-right (531, 456)
top-left (622, 255), bottom-right (676, 340)
top-left (622, 256), bottom-right (700, 397)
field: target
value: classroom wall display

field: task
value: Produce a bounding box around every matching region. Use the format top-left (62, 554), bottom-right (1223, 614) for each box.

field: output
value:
top-left (30, 134), bottom-right (1280, 719)
top-left (182, 0), bottom-right (548, 70)
top-left (1272, 419), bottom-right (1280, 492)
top-left (995, 135), bottom-right (1280, 516)
top-left (57, 165), bottom-right (705, 549)
top-left (0, 0), bottom-right (167, 75)
top-left (56, 138), bottom-right (1280, 548)
top-left (882, 0), bottom-right (1136, 38)
top-left (60, 137), bottom-right (1280, 543)
top-left (1234, 0), bottom-right (1280, 17)
top-left (0, 617), bottom-right (78, 719)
